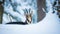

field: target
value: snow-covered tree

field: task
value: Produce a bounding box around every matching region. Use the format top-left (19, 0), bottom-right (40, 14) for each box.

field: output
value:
top-left (2, 0), bottom-right (38, 24)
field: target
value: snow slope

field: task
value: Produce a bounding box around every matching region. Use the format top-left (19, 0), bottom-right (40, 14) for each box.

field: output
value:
top-left (0, 10), bottom-right (60, 34)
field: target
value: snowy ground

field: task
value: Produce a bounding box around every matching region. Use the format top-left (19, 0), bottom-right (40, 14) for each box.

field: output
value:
top-left (0, 0), bottom-right (60, 34)
top-left (0, 11), bottom-right (60, 34)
